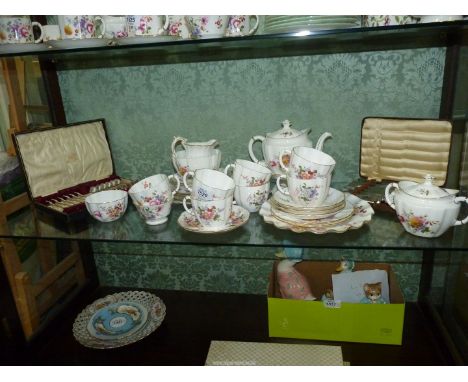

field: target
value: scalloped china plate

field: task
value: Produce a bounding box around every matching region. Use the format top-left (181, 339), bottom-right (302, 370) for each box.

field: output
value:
top-left (259, 193), bottom-right (374, 234)
top-left (73, 291), bottom-right (166, 349)
top-left (178, 205), bottom-right (250, 234)
top-left (273, 187), bottom-right (345, 211)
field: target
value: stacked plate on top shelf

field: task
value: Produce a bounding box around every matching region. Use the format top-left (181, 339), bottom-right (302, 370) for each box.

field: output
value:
top-left (263, 15), bottom-right (361, 34)
top-left (259, 188), bottom-right (374, 234)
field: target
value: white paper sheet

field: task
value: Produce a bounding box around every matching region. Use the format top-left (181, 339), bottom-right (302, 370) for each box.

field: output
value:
top-left (332, 269), bottom-right (390, 303)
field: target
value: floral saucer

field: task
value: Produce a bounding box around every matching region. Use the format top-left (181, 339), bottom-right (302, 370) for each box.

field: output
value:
top-left (73, 291), bottom-right (166, 349)
top-left (178, 205), bottom-right (250, 233)
top-left (273, 187), bottom-right (345, 211)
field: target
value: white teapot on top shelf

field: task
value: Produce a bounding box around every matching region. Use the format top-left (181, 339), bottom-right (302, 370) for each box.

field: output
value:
top-left (248, 120), bottom-right (332, 176)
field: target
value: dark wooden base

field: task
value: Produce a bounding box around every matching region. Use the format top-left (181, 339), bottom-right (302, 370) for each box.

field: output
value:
top-left (0, 287), bottom-right (452, 366)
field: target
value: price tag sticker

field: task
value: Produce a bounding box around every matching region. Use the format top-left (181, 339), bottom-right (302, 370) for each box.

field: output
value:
top-left (322, 299), bottom-right (342, 309)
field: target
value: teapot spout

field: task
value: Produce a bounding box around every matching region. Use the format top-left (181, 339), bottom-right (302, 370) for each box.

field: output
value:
top-left (315, 132), bottom-right (333, 151)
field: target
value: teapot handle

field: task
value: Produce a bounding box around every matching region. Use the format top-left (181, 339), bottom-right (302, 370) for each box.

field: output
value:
top-left (315, 132), bottom-right (333, 151)
top-left (171, 136), bottom-right (186, 156)
top-left (384, 183), bottom-right (399, 210)
top-left (248, 135), bottom-right (265, 163)
top-left (454, 197), bottom-right (468, 226)
top-left (279, 149), bottom-right (292, 172)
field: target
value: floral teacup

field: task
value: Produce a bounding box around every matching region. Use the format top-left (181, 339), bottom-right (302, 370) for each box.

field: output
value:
top-left (183, 169), bottom-right (235, 201)
top-left (0, 16), bottom-right (44, 44)
top-left (58, 15), bottom-right (106, 39)
top-left (276, 174), bottom-right (331, 207)
top-left (225, 15), bottom-right (259, 37)
top-left (128, 174), bottom-right (180, 225)
top-left (234, 182), bottom-right (270, 213)
top-left (280, 146), bottom-right (336, 178)
top-left (126, 15), bottom-right (169, 37)
top-left (183, 195), bottom-right (233, 228)
top-left (224, 159), bottom-right (271, 187)
top-left (185, 15), bottom-right (228, 39)
top-left (167, 15), bottom-right (191, 38)
top-left (85, 190), bottom-right (128, 222)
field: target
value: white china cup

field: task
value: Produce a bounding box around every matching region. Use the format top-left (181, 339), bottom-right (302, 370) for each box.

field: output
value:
top-left (225, 15), bottom-right (260, 36)
top-left (234, 182), bottom-right (270, 213)
top-left (42, 25), bottom-right (61, 42)
top-left (224, 159), bottom-right (271, 186)
top-left (172, 149), bottom-right (221, 176)
top-left (183, 169), bottom-right (235, 201)
top-left (85, 190), bottom-right (128, 222)
top-left (126, 15), bottom-right (169, 37)
top-left (185, 15), bottom-right (228, 39)
top-left (276, 174), bottom-right (331, 207)
top-left (128, 174), bottom-right (180, 204)
top-left (279, 146), bottom-right (336, 178)
top-left (167, 15), bottom-right (191, 39)
top-left (58, 15), bottom-right (106, 39)
top-left (183, 195), bottom-right (233, 228)
top-left (103, 16), bottom-right (129, 39)
top-left (0, 16), bottom-right (44, 44)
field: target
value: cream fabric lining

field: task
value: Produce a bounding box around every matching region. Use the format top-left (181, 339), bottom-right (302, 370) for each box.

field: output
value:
top-left (361, 118), bottom-right (452, 185)
top-left (15, 121), bottom-right (113, 198)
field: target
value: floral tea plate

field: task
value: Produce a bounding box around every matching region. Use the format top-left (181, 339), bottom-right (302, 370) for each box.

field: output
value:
top-left (273, 187), bottom-right (345, 211)
top-left (87, 301), bottom-right (148, 340)
top-left (260, 193), bottom-right (374, 234)
top-left (178, 205), bottom-right (250, 233)
top-left (73, 291), bottom-right (166, 349)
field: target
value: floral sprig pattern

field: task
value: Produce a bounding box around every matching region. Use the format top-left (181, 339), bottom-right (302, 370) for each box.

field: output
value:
top-left (1, 19), bottom-right (32, 43)
top-left (197, 205), bottom-right (223, 222)
top-left (240, 175), bottom-right (268, 187)
top-left (246, 189), bottom-right (269, 208)
top-left (93, 201), bottom-right (126, 221)
top-left (293, 165), bottom-right (317, 180)
top-left (398, 210), bottom-right (439, 234)
top-left (295, 183), bottom-right (320, 202)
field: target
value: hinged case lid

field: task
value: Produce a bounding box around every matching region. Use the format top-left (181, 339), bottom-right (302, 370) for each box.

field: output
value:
top-left (13, 119), bottom-right (114, 199)
top-left (360, 117), bottom-right (452, 186)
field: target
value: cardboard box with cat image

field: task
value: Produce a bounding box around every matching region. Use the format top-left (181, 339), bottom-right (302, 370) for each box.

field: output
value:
top-left (267, 261), bottom-right (405, 345)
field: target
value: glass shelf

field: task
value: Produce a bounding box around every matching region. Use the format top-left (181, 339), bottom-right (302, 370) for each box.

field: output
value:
top-left (1, 203), bottom-right (467, 251)
top-left (0, 21), bottom-right (467, 69)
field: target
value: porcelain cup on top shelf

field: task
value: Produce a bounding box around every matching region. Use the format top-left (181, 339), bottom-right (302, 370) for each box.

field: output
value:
top-left (128, 174), bottom-right (180, 225)
top-left (183, 168), bottom-right (235, 201)
top-left (126, 15), bottom-right (169, 37)
top-left (224, 159), bottom-right (272, 187)
top-left (57, 15), bottom-right (106, 40)
top-left (185, 15), bottom-right (229, 39)
top-left (0, 16), bottom-right (44, 44)
top-left (225, 15), bottom-right (260, 36)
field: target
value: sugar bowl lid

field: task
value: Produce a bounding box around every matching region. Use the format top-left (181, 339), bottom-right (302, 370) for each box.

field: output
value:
top-left (266, 120), bottom-right (309, 139)
top-left (401, 174), bottom-right (450, 199)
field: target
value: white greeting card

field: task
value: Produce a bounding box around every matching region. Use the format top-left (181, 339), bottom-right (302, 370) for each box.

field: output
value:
top-left (332, 269), bottom-right (390, 303)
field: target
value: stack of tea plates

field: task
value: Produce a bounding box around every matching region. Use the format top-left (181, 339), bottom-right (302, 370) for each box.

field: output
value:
top-left (259, 188), bottom-right (374, 234)
top-left (73, 291), bottom-right (166, 349)
top-left (264, 16), bottom-right (361, 34)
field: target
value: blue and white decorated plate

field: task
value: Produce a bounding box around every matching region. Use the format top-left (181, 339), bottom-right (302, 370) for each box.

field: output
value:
top-left (73, 291), bottom-right (166, 349)
top-left (87, 301), bottom-right (148, 340)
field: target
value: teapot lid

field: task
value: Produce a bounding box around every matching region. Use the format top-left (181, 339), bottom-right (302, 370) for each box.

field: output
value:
top-left (267, 120), bottom-right (308, 139)
top-left (401, 174), bottom-right (450, 199)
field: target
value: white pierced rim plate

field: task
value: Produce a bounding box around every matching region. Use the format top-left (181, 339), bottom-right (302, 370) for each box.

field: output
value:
top-left (73, 291), bottom-right (166, 349)
top-left (259, 193), bottom-right (374, 234)
top-left (178, 205), bottom-right (250, 234)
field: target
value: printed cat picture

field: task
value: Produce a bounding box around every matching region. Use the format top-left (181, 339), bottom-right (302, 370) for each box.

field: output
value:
top-left (361, 282), bottom-right (386, 304)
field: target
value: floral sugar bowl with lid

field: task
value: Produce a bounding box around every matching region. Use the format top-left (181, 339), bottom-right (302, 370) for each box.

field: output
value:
top-left (385, 174), bottom-right (468, 238)
top-left (248, 120), bottom-right (332, 176)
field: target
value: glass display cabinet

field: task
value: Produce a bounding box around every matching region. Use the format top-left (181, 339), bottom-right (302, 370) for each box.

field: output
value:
top-left (0, 18), bottom-right (467, 365)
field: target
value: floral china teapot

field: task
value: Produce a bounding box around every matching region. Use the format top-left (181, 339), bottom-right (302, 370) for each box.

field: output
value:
top-left (248, 120), bottom-right (332, 176)
top-left (171, 136), bottom-right (218, 157)
top-left (385, 174), bottom-right (468, 238)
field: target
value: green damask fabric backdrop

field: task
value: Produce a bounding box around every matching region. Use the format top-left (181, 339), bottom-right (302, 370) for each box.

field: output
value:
top-left (58, 47), bottom-right (446, 301)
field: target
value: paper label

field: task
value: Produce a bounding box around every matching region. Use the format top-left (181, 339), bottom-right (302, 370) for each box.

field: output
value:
top-left (322, 299), bottom-right (341, 309)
